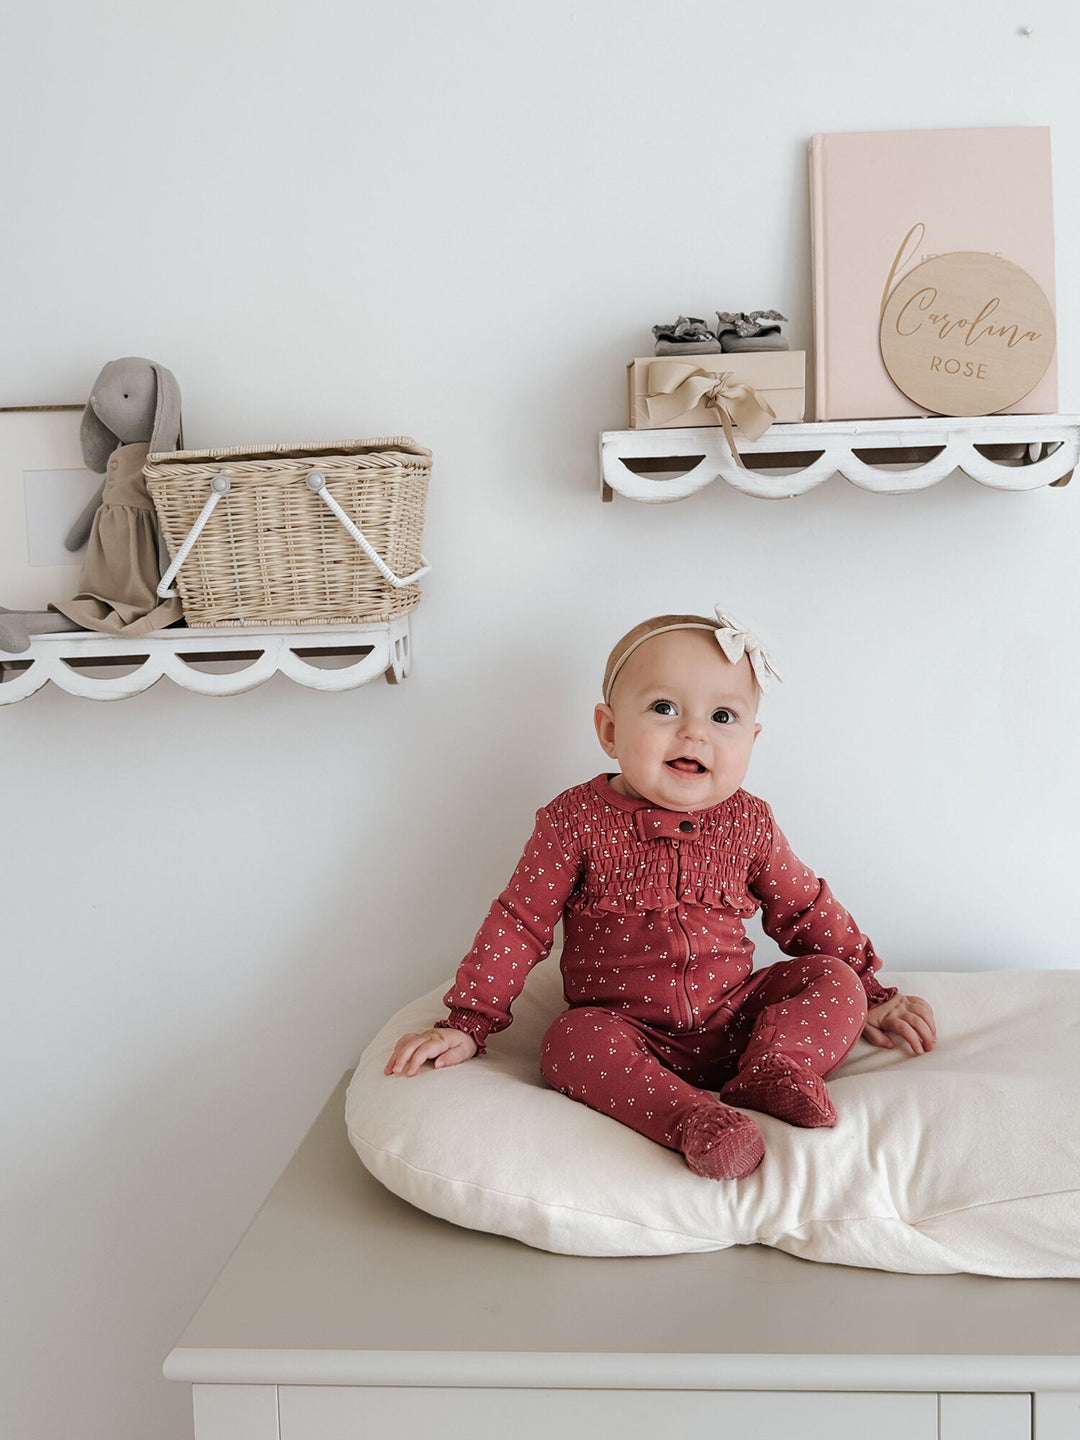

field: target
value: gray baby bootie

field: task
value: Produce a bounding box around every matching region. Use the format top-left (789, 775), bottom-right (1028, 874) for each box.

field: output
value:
top-left (653, 316), bottom-right (723, 356)
top-left (716, 310), bottom-right (790, 352)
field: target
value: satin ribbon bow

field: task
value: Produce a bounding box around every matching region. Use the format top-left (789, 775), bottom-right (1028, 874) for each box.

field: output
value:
top-left (713, 606), bottom-right (783, 690)
top-left (642, 360), bottom-right (777, 467)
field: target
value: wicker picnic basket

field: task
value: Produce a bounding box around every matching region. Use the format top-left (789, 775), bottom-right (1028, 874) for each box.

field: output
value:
top-left (143, 437), bottom-right (431, 628)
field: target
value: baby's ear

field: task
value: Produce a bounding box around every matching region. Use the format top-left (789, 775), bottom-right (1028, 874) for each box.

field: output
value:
top-left (594, 703), bottom-right (617, 757)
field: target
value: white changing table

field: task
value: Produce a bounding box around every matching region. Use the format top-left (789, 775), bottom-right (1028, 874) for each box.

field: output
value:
top-left (165, 1075), bottom-right (1080, 1440)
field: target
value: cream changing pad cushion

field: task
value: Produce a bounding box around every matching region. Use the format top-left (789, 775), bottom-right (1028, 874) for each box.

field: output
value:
top-left (346, 965), bottom-right (1080, 1276)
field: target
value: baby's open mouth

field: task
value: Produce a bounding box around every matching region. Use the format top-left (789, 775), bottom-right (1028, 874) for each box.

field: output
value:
top-left (666, 757), bottom-right (707, 775)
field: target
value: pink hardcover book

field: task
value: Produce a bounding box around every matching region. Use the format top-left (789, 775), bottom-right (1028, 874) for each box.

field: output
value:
top-left (809, 127), bottom-right (1056, 420)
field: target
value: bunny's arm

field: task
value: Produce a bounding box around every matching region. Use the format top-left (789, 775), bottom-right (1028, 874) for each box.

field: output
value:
top-left (64, 479), bottom-right (105, 552)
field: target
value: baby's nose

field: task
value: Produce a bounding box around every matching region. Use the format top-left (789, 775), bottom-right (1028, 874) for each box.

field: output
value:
top-left (679, 714), bottom-right (708, 739)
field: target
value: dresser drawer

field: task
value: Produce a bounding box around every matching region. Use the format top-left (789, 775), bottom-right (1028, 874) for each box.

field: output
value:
top-left (277, 1386), bottom-right (938, 1440)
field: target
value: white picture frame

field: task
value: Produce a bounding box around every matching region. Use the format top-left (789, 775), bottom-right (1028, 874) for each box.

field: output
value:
top-left (0, 406), bottom-right (99, 610)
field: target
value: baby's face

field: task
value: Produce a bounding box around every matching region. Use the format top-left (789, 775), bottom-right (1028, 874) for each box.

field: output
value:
top-left (594, 629), bottom-right (761, 813)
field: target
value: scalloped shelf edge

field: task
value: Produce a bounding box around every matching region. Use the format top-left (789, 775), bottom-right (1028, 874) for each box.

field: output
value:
top-left (601, 415), bottom-right (1080, 502)
top-left (0, 616), bottom-right (412, 704)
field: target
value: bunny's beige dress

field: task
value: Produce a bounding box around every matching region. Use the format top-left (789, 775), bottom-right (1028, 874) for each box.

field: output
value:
top-left (52, 442), bottom-right (183, 637)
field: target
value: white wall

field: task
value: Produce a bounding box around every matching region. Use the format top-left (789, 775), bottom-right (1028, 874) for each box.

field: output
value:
top-left (1, 2), bottom-right (1077, 1436)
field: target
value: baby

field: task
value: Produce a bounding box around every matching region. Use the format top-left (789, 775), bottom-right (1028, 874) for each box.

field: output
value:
top-left (386, 608), bottom-right (936, 1180)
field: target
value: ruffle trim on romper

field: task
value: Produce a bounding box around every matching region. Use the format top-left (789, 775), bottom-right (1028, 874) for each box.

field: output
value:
top-left (589, 877), bottom-right (755, 916)
top-left (437, 1009), bottom-right (493, 1054)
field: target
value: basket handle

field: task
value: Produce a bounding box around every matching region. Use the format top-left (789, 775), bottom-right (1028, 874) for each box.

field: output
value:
top-left (305, 471), bottom-right (431, 588)
top-left (156, 474), bottom-right (231, 598)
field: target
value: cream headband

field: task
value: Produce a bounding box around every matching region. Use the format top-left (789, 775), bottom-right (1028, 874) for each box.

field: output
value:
top-left (603, 605), bottom-right (782, 705)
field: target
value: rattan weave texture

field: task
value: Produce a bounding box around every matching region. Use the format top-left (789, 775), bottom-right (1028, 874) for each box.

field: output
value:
top-left (144, 437), bottom-right (430, 628)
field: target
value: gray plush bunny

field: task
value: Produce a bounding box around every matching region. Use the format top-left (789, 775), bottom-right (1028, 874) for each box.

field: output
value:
top-left (0, 357), bottom-right (184, 653)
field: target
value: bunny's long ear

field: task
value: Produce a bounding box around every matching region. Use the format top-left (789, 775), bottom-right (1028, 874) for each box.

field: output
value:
top-left (148, 362), bottom-right (182, 455)
top-left (80, 377), bottom-right (120, 474)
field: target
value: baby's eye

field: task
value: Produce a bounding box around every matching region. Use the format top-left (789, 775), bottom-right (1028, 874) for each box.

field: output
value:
top-left (712, 708), bottom-right (736, 724)
top-left (650, 700), bottom-right (677, 716)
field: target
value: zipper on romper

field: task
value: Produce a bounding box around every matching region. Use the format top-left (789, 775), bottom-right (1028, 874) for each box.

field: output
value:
top-left (670, 841), bottom-right (695, 1031)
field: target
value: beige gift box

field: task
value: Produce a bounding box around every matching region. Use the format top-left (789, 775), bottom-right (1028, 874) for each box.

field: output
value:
top-left (627, 352), bottom-right (806, 430)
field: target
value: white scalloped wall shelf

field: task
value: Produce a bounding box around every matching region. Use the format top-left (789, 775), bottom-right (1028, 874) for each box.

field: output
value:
top-left (0, 617), bottom-right (411, 705)
top-left (600, 415), bottom-right (1080, 502)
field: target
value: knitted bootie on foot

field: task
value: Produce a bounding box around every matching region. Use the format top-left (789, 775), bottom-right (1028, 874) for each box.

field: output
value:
top-left (720, 1053), bottom-right (837, 1128)
top-left (681, 1102), bottom-right (764, 1180)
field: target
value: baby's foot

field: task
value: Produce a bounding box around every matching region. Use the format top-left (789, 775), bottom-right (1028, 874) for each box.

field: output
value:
top-left (720, 1053), bottom-right (837, 1128)
top-left (681, 1101), bottom-right (764, 1180)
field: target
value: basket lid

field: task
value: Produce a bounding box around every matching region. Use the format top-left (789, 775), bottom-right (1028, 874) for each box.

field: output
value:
top-left (147, 436), bottom-right (431, 464)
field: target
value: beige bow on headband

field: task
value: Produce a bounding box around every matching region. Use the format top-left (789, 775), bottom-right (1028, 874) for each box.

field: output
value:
top-left (643, 360), bottom-right (777, 468)
top-left (602, 606), bottom-right (783, 704)
top-left (713, 607), bottom-right (783, 691)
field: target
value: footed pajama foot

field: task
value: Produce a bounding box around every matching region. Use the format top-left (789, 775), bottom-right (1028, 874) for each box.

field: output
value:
top-left (681, 1102), bottom-right (764, 1180)
top-left (720, 1052), bottom-right (837, 1129)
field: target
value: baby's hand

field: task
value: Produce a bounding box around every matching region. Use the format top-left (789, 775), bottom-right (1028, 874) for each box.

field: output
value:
top-left (384, 1025), bottom-right (478, 1077)
top-left (863, 993), bottom-right (936, 1056)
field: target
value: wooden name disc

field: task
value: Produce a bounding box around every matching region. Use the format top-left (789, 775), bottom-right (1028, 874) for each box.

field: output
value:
top-left (880, 251), bottom-right (1055, 416)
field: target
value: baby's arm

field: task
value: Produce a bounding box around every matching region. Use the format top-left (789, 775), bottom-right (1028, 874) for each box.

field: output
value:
top-left (384, 1026), bottom-right (478, 1077)
top-left (387, 804), bottom-right (581, 1074)
top-left (750, 807), bottom-right (897, 1008)
top-left (750, 808), bottom-right (936, 1056)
